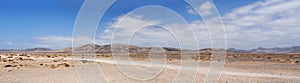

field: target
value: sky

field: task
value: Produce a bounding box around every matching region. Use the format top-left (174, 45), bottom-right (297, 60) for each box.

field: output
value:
top-left (0, 0), bottom-right (299, 50)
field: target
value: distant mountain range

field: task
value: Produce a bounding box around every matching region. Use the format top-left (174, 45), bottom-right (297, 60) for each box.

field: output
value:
top-left (0, 48), bottom-right (52, 52)
top-left (229, 46), bottom-right (300, 54)
top-left (1, 44), bottom-right (300, 54)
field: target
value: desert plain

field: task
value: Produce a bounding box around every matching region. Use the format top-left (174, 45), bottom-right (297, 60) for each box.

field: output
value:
top-left (0, 52), bottom-right (299, 83)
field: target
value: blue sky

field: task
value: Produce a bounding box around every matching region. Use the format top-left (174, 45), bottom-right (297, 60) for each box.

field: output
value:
top-left (1, 0), bottom-right (299, 49)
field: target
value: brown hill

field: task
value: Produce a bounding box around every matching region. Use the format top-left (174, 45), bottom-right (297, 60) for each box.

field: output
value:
top-left (55, 44), bottom-right (184, 53)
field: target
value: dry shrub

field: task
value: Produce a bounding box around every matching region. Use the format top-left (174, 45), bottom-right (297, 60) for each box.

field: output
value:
top-left (81, 60), bottom-right (88, 64)
top-left (63, 63), bottom-right (70, 67)
top-left (50, 64), bottom-right (58, 69)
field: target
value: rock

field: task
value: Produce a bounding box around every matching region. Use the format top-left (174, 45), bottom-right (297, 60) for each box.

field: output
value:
top-left (4, 65), bottom-right (17, 67)
top-left (63, 63), bottom-right (70, 67)
top-left (17, 57), bottom-right (24, 61)
top-left (7, 56), bottom-right (13, 58)
top-left (168, 58), bottom-right (172, 61)
top-left (81, 60), bottom-right (88, 64)
top-left (287, 59), bottom-right (295, 62)
top-left (256, 56), bottom-right (262, 58)
top-left (50, 64), bottom-right (58, 69)
top-left (278, 59), bottom-right (286, 62)
top-left (4, 65), bottom-right (12, 67)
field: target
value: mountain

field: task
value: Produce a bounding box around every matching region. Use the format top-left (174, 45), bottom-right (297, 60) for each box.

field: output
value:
top-left (228, 46), bottom-right (300, 54)
top-left (73, 44), bottom-right (101, 53)
top-left (23, 48), bottom-right (53, 52)
top-left (248, 47), bottom-right (283, 53)
top-left (53, 47), bottom-right (72, 53)
top-left (1, 44), bottom-right (300, 54)
top-left (227, 48), bottom-right (249, 53)
top-left (0, 48), bottom-right (53, 52)
top-left (56, 44), bottom-right (184, 53)
top-left (285, 46), bottom-right (300, 53)
top-left (55, 44), bottom-right (139, 53)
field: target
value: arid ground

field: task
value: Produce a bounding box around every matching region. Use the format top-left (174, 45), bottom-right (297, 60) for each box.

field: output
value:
top-left (0, 53), bottom-right (300, 83)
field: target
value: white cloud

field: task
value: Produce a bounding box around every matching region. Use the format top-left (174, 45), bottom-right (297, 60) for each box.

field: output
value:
top-left (31, 36), bottom-right (73, 49)
top-left (30, 35), bottom-right (112, 49)
top-left (199, 1), bottom-right (213, 16)
top-left (187, 1), bottom-right (214, 16)
top-left (103, 0), bottom-right (300, 49)
top-left (4, 41), bottom-right (13, 45)
top-left (223, 0), bottom-right (300, 49)
top-left (30, 0), bottom-right (300, 49)
top-left (187, 8), bottom-right (197, 15)
top-left (99, 13), bottom-right (211, 49)
top-left (99, 14), bottom-right (170, 47)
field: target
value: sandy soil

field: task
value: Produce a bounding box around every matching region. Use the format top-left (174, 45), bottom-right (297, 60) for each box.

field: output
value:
top-left (0, 53), bottom-right (300, 83)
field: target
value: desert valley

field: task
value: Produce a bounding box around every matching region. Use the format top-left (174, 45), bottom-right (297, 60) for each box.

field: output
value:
top-left (0, 44), bottom-right (300, 83)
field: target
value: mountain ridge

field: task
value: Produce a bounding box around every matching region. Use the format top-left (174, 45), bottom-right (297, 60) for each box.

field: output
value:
top-left (1, 44), bottom-right (300, 54)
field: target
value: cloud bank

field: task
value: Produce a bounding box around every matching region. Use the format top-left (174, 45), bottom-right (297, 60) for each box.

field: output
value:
top-left (31, 0), bottom-right (300, 49)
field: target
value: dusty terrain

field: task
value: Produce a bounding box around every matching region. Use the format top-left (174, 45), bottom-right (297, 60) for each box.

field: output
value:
top-left (0, 53), bottom-right (300, 83)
